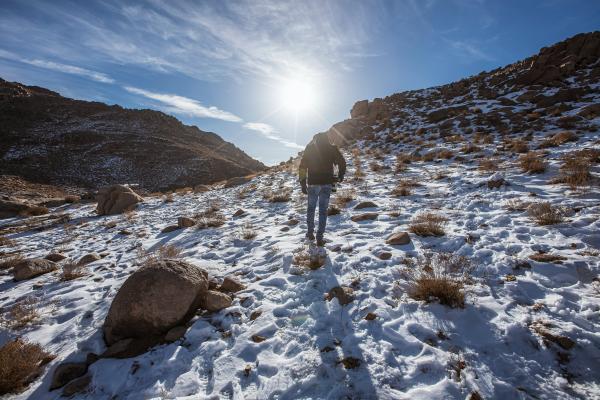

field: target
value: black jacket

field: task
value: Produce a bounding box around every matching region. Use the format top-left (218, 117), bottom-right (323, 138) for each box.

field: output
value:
top-left (299, 133), bottom-right (346, 185)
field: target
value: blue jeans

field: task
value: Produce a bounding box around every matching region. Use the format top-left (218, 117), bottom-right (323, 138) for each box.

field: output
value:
top-left (307, 184), bottom-right (332, 240)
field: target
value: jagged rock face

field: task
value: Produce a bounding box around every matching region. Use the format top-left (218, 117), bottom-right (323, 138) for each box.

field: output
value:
top-left (330, 31), bottom-right (600, 145)
top-left (0, 79), bottom-right (265, 191)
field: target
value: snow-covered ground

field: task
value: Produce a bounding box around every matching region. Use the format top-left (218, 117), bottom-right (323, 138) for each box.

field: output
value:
top-left (1, 124), bottom-right (599, 399)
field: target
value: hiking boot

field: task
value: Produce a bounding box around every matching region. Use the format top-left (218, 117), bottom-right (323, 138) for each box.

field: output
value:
top-left (306, 232), bottom-right (315, 241)
top-left (316, 237), bottom-right (326, 247)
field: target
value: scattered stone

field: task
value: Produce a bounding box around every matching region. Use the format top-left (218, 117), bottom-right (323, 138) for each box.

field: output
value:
top-left (119, 229), bottom-right (132, 235)
top-left (529, 253), bottom-right (566, 263)
top-left (378, 252), bottom-right (392, 260)
top-left (50, 362), bottom-right (88, 390)
top-left (250, 311), bottom-right (262, 321)
top-left (161, 224), bottom-right (180, 233)
top-left (101, 337), bottom-right (161, 359)
top-left (164, 325), bottom-right (187, 342)
top-left (45, 252), bottom-right (67, 262)
top-left (77, 253), bottom-right (101, 266)
top-left (103, 259), bottom-right (208, 346)
top-left (285, 218), bottom-right (299, 226)
top-left (339, 357), bottom-right (361, 369)
top-left (365, 312), bottom-right (377, 321)
top-left (12, 258), bottom-right (58, 281)
top-left (194, 185), bottom-right (211, 193)
top-left (326, 286), bottom-right (355, 305)
top-left (505, 274), bottom-right (517, 282)
top-left (386, 231), bottom-right (411, 245)
top-left (96, 184), bottom-right (143, 215)
top-left (62, 375), bottom-right (91, 396)
top-left (233, 209), bottom-right (246, 217)
top-left (201, 290), bottom-right (232, 312)
top-left (351, 213), bottom-right (379, 222)
top-left (354, 201), bottom-right (378, 210)
top-left (219, 276), bottom-right (246, 293)
top-left (514, 260), bottom-right (532, 269)
top-left (251, 334), bottom-right (266, 343)
top-left (178, 216), bottom-right (196, 228)
top-left (280, 226), bottom-right (290, 232)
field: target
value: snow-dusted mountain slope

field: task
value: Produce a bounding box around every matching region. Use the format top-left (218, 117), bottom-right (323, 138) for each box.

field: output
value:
top-left (1, 118), bottom-right (598, 398)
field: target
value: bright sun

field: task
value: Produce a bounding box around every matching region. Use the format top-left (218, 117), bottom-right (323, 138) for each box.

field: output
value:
top-left (279, 78), bottom-right (316, 114)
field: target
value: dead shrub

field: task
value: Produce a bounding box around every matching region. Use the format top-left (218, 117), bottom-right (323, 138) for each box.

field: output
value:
top-left (0, 297), bottom-right (39, 329)
top-left (519, 152), bottom-right (547, 174)
top-left (59, 262), bottom-right (87, 281)
top-left (409, 212), bottom-right (448, 236)
top-left (292, 246), bottom-right (326, 270)
top-left (538, 131), bottom-right (578, 148)
top-left (0, 339), bottom-right (54, 395)
top-left (508, 139), bottom-right (529, 154)
top-left (327, 204), bottom-right (341, 216)
top-left (461, 144), bottom-right (481, 154)
top-left (64, 195), bottom-right (80, 203)
top-left (369, 161), bottom-right (383, 172)
top-left (391, 185), bottom-right (411, 197)
top-left (527, 202), bottom-right (564, 225)
top-left (240, 222), bottom-right (257, 240)
top-left (478, 158), bottom-right (499, 172)
top-left (504, 199), bottom-right (531, 211)
top-left (0, 236), bottom-right (16, 247)
top-left (406, 252), bottom-right (469, 308)
top-left (333, 189), bottom-right (355, 208)
top-left (265, 188), bottom-right (292, 203)
top-left (552, 150), bottom-right (594, 187)
top-left (195, 203), bottom-right (226, 228)
top-left (19, 206), bottom-right (49, 217)
top-left (164, 193), bottom-right (175, 203)
top-left (157, 244), bottom-right (183, 259)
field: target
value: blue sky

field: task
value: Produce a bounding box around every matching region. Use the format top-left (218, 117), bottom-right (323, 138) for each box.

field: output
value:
top-left (1, 0), bottom-right (599, 165)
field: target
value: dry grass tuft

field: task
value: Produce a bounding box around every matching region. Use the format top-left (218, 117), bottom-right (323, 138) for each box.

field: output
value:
top-left (0, 297), bottom-right (39, 330)
top-left (552, 150), bottom-right (596, 187)
top-left (164, 193), bottom-right (175, 203)
top-left (519, 152), bottom-right (547, 174)
top-left (539, 131), bottom-right (578, 148)
top-left (333, 189), bottom-right (356, 208)
top-left (478, 158), bottom-right (500, 172)
top-left (504, 199), bottom-right (531, 211)
top-left (240, 222), bottom-right (257, 240)
top-left (0, 236), bottom-right (16, 247)
top-left (527, 202), bottom-right (564, 225)
top-left (158, 244), bottom-right (183, 259)
top-left (0, 339), bottom-right (54, 395)
top-left (405, 252), bottom-right (470, 308)
top-left (265, 188), bottom-right (292, 203)
top-left (195, 204), bottom-right (226, 229)
top-left (59, 262), bottom-right (87, 281)
top-left (292, 246), bottom-right (326, 270)
top-left (529, 252), bottom-right (566, 263)
top-left (409, 212), bottom-right (448, 236)
top-left (508, 139), bottom-right (529, 154)
top-left (351, 149), bottom-right (365, 181)
top-left (460, 144), bottom-right (481, 154)
top-left (391, 178), bottom-right (421, 197)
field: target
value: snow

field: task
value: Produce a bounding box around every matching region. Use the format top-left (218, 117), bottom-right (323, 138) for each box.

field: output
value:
top-left (2, 78), bottom-right (600, 399)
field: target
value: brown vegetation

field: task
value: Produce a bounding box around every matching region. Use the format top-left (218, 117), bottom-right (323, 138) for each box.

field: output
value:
top-left (240, 222), bottom-right (257, 240)
top-left (552, 150), bottom-right (596, 187)
top-left (528, 202), bottom-right (564, 225)
top-left (333, 189), bottom-right (356, 208)
top-left (409, 212), bottom-right (448, 236)
top-left (406, 252), bottom-right (470, 308)
top-left (539, 131), bottom-right (578, 148)
top-left (59, 262), bottom-right (87, 281)
top-left (0, 296), bottom-right (39, 329)
top-left (0, 339), bottom-right (54, 395)
top-left (478, 158), bottom-right (500, 172)
top-left (519, 152), bottom-right (547, 173)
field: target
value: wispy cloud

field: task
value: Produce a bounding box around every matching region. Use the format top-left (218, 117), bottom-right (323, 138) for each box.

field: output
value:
top-left (124, 86), bottom-right (242, 122)
top-left (446, 39), bottom-right (494, 62)
top-left (243, 122), bottom-right (303, 150)
top-left (0, 48), bottom-right (114, 83)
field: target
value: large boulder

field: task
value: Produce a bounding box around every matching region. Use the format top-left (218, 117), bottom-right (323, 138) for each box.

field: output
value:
top-left (350, 100), bottom-right (369, 118)
top-left (12, 258), bottom-right (58, 281)
top-left (96, 185), bottom-right (143, 215)
top-left (103, 259), bottom-right (208, 345)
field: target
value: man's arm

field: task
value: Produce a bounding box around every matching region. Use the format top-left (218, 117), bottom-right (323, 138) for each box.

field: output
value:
top-left (333, 146), bottom-right (346, 181)
top-left (298, 152), bottom-right (308, 194)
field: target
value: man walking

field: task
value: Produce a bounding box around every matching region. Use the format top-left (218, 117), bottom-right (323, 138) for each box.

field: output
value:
top-left (298, 132), bottom-right (346, 246)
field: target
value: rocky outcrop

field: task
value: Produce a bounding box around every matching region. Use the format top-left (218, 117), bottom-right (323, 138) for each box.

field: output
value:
top-left (0, 79), bottom-right (266, 191)
top-left (103, 259), bottom-right (209, 346)
top-left (96, 185), bottom-right (143, 215)
top-left (12, 258), bottom-right (58, 281)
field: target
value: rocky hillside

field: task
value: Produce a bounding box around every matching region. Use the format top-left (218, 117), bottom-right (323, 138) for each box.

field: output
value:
top-left (326, 31), bottom-right (600, 146)
top-left (0, 80), bottom-right (265, 191)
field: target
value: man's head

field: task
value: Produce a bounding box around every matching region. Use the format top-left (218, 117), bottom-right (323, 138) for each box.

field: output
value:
top-left (312, 132), bottom-right (331, 148)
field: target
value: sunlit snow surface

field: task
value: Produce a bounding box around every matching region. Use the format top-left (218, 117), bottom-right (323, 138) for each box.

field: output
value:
top-left (1, 91), bottom-right (600, 398)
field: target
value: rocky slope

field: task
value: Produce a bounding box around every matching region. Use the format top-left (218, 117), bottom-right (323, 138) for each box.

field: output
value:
top-left (0, 80), bottom-right (265, 191)
top-left (325, 31), bottom-right (600, 146)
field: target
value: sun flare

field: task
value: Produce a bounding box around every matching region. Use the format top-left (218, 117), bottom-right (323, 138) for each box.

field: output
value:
top-left (279, 78), bottom-right (316, 114)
